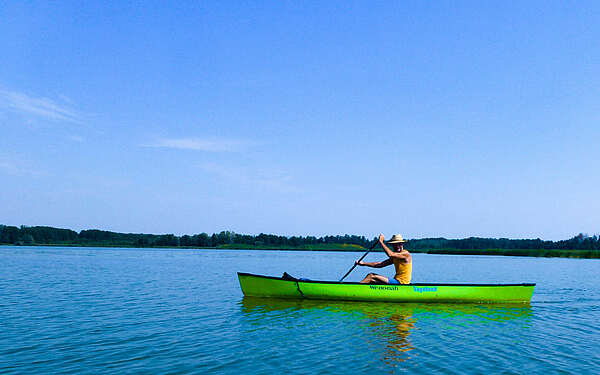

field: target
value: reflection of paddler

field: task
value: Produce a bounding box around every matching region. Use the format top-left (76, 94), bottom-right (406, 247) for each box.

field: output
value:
top-left (356, 234), bottom-right (412, 284)
top-left (364, 307), bottom-right (416, 363)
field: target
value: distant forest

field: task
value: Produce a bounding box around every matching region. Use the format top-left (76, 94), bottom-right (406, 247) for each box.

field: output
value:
top-left (0, 225), bottom-right (370, 249)
top-left (1, 225), bottom-right (600, 254)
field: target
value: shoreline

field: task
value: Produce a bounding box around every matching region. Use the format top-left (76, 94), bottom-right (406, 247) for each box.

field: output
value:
top-left (2, 244), bottom-right (599, 258)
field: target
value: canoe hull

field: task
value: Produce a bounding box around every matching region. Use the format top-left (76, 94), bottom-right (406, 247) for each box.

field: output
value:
top-left (238, 272), bottom-right (535, 303)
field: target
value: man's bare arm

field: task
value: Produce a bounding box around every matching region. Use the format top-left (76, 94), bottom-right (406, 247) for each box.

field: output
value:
top-left (379, 234), bottom-right (395, 258)
top-left (379, 234), bottom-right (410, 260)
top-left (356, 258), bottom-right (393, 268)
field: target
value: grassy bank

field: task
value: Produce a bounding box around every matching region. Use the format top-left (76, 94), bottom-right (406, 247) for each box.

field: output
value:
top-left (2, 242), bottom-right (600, 258)
top-left (217, 243), bottom-right (365, 251)
top-left (411, 248), bottom-right (600, 259)
top-left (0, 242), bottom-right (366, 251)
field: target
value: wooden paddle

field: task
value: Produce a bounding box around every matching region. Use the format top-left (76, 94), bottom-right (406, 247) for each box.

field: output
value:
top-left (339, 239), bottom-right (380, 282)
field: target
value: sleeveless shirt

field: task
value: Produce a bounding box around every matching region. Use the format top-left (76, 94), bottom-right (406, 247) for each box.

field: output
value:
top-left (392, 258), bottom-right (412, 284)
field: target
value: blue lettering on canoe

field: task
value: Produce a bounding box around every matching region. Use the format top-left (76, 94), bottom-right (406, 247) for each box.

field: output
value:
top-left (413, 286), bottom-right (438, 293)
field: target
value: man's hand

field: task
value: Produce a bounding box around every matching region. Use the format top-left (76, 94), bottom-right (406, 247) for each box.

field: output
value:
top-left (379, 234), bottom-right (385, 244)
top-left (355, 260), bottom-right (364, 266)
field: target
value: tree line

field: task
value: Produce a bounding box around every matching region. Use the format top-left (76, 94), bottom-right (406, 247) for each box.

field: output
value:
top-left (405, 233), bottom-right (600, 251)
top-left (1, 224), bottom-right (599, 251)
top-left (0, 225), bottom-right (371, 248)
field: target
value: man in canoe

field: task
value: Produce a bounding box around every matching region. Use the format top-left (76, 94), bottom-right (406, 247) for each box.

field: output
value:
top-left (355, 234), bottom-right (412, 284)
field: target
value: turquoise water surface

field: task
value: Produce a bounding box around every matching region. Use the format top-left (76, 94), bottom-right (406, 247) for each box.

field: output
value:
top-left (1, 247), bottom-right (598, 374)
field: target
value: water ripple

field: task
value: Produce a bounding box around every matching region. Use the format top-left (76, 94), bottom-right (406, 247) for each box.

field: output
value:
top-left (1, 248), bottom-right (599, 374)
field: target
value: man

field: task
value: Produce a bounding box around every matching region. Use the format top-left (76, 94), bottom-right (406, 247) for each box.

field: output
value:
top-left (355, 234), bottom-right (412, 284)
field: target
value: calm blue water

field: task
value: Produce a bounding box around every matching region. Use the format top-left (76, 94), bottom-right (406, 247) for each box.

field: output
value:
top-left (1, 247), bottom-right (598, 374)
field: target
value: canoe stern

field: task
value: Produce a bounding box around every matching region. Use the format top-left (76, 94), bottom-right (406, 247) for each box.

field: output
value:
top-left (238, 272), bottom-right (302, 298)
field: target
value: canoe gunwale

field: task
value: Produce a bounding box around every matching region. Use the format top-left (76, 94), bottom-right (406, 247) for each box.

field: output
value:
top-left (237, 272), bottom-right (536, 287)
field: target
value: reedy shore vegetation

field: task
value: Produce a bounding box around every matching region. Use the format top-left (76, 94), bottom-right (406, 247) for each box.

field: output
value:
top-left (1, 225), bottom-right (599, 258)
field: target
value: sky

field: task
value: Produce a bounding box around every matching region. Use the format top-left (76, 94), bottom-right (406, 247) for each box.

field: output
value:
top-left (1, 1), bottom-right (599, 240)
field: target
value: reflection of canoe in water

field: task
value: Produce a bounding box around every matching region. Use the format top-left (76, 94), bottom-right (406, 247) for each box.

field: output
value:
top-left (238, 272), bottom-right (535, 303)
top-left (240, 296), bottom-right (533, 366)
top-left (241, 297), bottom-right (533, 319)
top-left (240, 297), bottom-right (533, 324)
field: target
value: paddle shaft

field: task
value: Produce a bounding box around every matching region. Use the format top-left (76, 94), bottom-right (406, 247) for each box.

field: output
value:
top-left (339, 239), bottom-right (380, 282)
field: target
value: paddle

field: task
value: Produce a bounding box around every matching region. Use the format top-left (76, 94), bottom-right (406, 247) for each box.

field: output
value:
top-left (339, 238), bottom-right (380, 282)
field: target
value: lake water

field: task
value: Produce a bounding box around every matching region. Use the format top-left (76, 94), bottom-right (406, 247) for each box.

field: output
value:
top-left (1, 247), bottom-right (598, 374)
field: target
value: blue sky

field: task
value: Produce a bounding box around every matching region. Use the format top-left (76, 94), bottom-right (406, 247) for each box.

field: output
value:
top-left (1, 1), bottom-right (599, 240)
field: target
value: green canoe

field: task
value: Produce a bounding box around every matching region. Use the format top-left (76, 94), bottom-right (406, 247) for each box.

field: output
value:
top-left (238, 272), bottom-right (535, 303)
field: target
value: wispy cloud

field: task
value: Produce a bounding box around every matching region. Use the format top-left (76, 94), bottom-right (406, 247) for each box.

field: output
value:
top-left (0, 160), bottom-right (19, 175)
top-left (147, 137), bottom-right (255, 152)
top-left (0, 89), bottom-right (83, 124)
top-left (0, 158), bottom-right (47, 177)
top-left (198, 162), bottom-right (303, 193)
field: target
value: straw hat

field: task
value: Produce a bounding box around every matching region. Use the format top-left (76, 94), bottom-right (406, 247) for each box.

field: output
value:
top-left (387, 234), bottom-right (407, 244)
